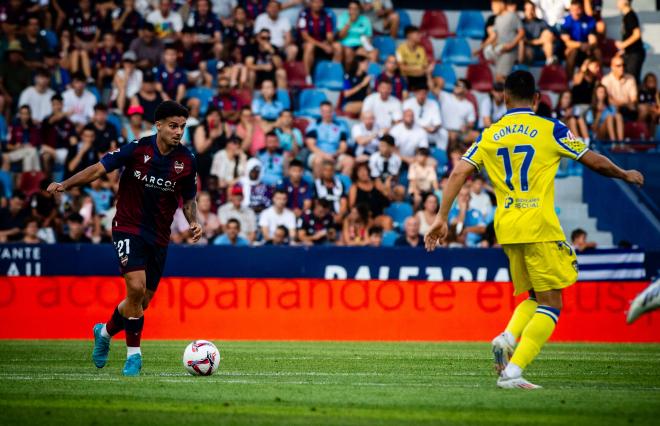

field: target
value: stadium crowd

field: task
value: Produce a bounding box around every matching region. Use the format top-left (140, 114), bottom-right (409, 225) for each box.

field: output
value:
top-left (0, 0), bottom-right (657, 247)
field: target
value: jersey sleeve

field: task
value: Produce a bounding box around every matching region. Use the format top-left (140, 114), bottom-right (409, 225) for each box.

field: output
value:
top-left (100, 140), bottom-right (138, 172)
top-left (461, 133), bottom-right (485, 171)
top-left (552, 120), bottom-right (589, 160)
top-left (181, 155), bottom-right (198, 202)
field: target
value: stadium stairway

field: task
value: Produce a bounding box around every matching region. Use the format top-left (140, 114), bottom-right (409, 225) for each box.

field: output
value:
top-left (555, 176), bottom-right (614, 247)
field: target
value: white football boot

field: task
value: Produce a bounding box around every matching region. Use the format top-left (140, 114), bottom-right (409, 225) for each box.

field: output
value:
top-left (627, 278), bottom-right (660, 324)
top-left (491, 332), bottom-right (515, 375)
top-left (497, 374), bottom-right (542, 389)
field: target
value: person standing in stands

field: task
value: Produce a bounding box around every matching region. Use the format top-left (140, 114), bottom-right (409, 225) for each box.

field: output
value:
top-left (615, 0), bottom-right (645, 83)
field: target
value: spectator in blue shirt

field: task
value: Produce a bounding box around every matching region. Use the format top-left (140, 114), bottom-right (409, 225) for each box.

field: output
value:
top-left (277, 159), bottom-right (312, 216)
top-left (561, 0), bottom-right (601, 80)
top-left (213, 218), bottom-right (249, 246)
top-left (154, 45), bottom-right (187, 102)
top-left (84, 177), bottom-right (113, 216)
top-left (305, 101), bottom-right (354, 176)
top-left (449, 186), bottom-right (487, 247)
top-left (257, 131), bottom-right (286, 186)
top-left (274, 110), bottom-right (303, 156)
top-left (251, 79), bottom-right (284, 132)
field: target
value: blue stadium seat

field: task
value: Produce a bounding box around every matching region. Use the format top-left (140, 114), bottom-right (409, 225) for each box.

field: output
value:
top-left (367, 62), bottom-right (382, 89)
top-left (326, 8), bottom-right (337, 30)
top-left (373, 36), bottom-right (396, 63)
top-left (440, 38), bottom-right (478, 66)
top-left (87, 85), bottom-right (101, 102)
top-left (276, 89), bottom-right (291, 110)
top-left (385, 202), bottom-right (414, 230)
top-left (186, 87), bottom-right (215, 116)
top-left (382, 230), bottom-right (400, 247)
top-left (107, 113), bottom-right (123, 136)
top-left (206, 58), bottom-right (219, 86)
top-left (41, 29), bottom-right (58, 51)
top-left (338, 173), bottom-right (352, 193)
top-left (512, 63), bottom-right (530, 72)
top-left (0, 170), bottom-right (12, 199)
top-left (314, 61), bottom-right (345, 91)
top-left (296, 89), bottom-right (328, 118)
top-left (396, 9), bottom-right (412, 39)
top-left (431, 147), bottom-right (449, 175)
top-left (432, 63), bottom-right (456, 92)
top-left (456, 11), bottom-right (485, 39)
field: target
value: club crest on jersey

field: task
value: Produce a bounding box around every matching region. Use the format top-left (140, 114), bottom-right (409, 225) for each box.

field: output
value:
top-left (143, 154), bottom-right (151, 163)
top-left (174, 161), bottom-right (184, 174)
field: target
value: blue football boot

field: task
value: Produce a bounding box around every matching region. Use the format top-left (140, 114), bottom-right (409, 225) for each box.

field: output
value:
top-left (122, 353), bottom-right (142, 376)
top-left (92, 323), bottom-right (111, 368)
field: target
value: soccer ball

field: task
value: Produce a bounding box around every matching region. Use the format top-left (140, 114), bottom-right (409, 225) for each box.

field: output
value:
top-left (183, 340), bottom-right (220, 376)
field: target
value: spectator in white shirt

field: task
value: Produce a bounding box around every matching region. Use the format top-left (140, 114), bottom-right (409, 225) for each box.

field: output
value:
top-left (438, 79), bottom-right (478, 150)
top-left (402, 85), bottom-right (444, 147)
top-left (351, 110), bottom-right (382, 160)
top-left (368, 134), bottom-right (401, 181)
top-left (468, 175), bottom-right (494, 222)
top-left (361, 77), bottom-right (402, 131)
top-left (218, 184), bottom-right (258, 242)
top-left (478, 81), bottom-right (507, 129)
top-left (147, 0), bottom-right (183, 42)
top-left (254, 1), bottom-right (297, 61)
top-left (111, 51), bottom-right (143, 113)
top-left (532, 0), bottom-right (570, 28)
top-left (17, 68), bottom-right (54, 124)
top-left (389, 109), bottom-right (429, 166)
top-left (62, 72), bottom-right (97, 130)
top-left (259, 188), bottom-right (297, 241)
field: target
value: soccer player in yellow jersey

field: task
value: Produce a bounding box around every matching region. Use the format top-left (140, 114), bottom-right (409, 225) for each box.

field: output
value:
top-left (425, 70), bottom-right (644, 389)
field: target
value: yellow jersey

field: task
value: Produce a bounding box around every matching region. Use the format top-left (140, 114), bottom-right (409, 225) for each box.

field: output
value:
top-left (462, 108), bottom-right (588, 244)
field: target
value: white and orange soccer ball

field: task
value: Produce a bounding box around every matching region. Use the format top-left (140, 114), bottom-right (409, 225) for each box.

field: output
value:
top-left (183, 340), bottom-right (220, 376)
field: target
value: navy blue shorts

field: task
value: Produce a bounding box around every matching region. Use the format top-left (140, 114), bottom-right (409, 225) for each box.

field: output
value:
top-left (112, 231), bottom-right (168, 291)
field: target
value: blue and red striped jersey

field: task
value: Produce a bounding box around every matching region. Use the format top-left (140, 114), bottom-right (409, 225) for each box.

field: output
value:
top-left (297, 8), bottom-right (333, 42)
top-left (100, 135), bottom-right (197, 247)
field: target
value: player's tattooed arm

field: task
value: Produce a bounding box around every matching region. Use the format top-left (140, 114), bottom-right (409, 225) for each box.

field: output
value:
top-left (47, 162), bottom-right (107, 194)
top-left (183, 198), bottom-right (203, 243)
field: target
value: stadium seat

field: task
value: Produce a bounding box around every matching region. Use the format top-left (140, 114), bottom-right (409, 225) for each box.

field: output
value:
top-left (396, 9), bottom-right (412, 39)
top-left (538, 64), bottom-right (568, 92)
top-left (293, 117), bottom-right (310, 135)
top-left (431, 147), bottom-right (449, 175)
top-left (313, 61), bottom-right (345, 91)
top-left (107, 113), bottom-right (123, 136)
top-left (18, 171), bottom-right (45, 197)
top-left (466, 63), bottom-right (494, 92)
top-left (338, 173), bottom-right (352, 192)
top-left (41, 29), bottom-right (59, 51)
top-left (624, 121), bottom-right (650, 141)
top-left (276, 89), bottom-right (291, 110)
top-left (420, 11), bottom-right (453, 39)
top-left (456, 11), bottom-right (486, 39)
top-left (420, 36), bottom-right (434, 62)
top-left (296, 89), bottom-right (328, 118)
top-left (0, 170), bottom-right (12, 199)
top-left (206, 58), bottom-right (220, 86)
top-left (382, 230), bottom-right (400, 247)
top-left (539, 92), bottom-right (554, 110)
top-left (373, 35), bottom-right (397, 63)
top-left (87, 85), bottom-right (101, 102)
top-left (432, 63), bottom-right (457, 92)
top-left (600, 38), bottom-right (618, 65)
top-left (440, 38), bottom-right (477, 65)
top-left (186, 87), bottom-right (215, 116)
top-left (512, 63), bottom-right (530, 72)
top-left (284, 61), bottom-right (312, 89)
top-left (384, 202), bottom-right (414, 230)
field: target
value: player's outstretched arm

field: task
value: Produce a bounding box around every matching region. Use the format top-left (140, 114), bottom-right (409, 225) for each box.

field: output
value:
top-left (182, 197), bottom-right (202, 243)
top-left (424, 160), bottom-right (476, 251)
top-left (46, 162), bottom-right (107, 194)
top-left (579, 151), bottom-right (644, 186)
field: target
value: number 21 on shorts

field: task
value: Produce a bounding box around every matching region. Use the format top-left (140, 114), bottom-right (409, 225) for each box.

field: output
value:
top-left (114, 238), bottom-right (131, 258)
top-left (497, 145), bottom-right (535, 192)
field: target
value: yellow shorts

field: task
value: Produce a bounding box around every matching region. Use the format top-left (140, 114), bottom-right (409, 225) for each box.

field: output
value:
top-left (502, 241), bottom-right (579, 296)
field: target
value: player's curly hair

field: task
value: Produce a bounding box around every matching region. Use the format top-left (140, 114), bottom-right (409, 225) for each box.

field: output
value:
top-left (154, 101), bottom-right (189, 122)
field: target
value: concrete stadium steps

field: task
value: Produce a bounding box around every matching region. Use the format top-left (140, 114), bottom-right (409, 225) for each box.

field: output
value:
top-left (555, 177), bottom-right (614, 247)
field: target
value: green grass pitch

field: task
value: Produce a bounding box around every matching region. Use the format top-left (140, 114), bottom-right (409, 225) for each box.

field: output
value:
top-left (0, 340), bottom-right (659, 425)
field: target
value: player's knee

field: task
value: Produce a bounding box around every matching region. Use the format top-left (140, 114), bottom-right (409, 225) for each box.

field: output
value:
top-left (125, 279), bottom-right (146, 303)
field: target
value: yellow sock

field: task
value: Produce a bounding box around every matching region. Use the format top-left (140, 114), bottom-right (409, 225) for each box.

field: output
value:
top-left (509, 305), bottom-right (560, 370)
top-left (505, 298), bottom-right (538, 340)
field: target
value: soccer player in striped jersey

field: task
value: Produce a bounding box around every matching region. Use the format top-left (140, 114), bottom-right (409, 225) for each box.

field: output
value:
top-left (47, 101), bottom-right (202, 376)
top-left (425, 71), bottom-right (644, 389)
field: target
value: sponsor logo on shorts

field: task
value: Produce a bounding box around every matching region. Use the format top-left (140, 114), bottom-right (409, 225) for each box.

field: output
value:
top-left (120, 255), bottom-right (128, 267)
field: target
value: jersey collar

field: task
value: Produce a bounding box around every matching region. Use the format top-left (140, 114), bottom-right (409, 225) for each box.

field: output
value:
top-left (504, 107), bottom-right (534, 116)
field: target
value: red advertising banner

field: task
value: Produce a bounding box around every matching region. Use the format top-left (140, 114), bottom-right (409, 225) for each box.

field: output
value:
top-left (0, 277), bottom-right (658, 341)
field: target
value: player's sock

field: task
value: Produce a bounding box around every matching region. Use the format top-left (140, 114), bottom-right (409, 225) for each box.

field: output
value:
top-left (509, 305), bottom-right (560, 370)
top-left (504, 298), bottom-right (538, 341)
top-left (103, 306), bottom-right (125, 338)
top-left (124, 316), bottom-right (144, 358)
